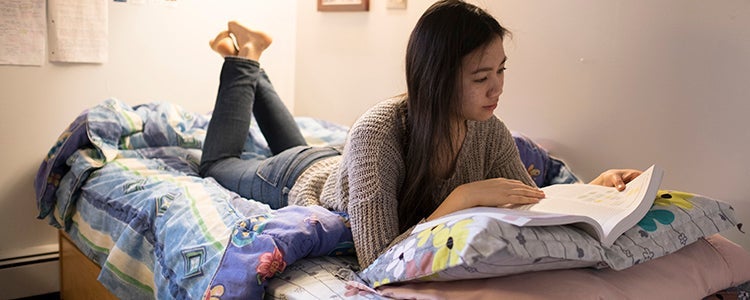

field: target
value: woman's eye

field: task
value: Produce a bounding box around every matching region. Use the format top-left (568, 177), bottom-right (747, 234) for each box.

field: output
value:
top-left (497, 67), bottom-right (507, 74)
top-left (474, 77), bottom-right (488, 83)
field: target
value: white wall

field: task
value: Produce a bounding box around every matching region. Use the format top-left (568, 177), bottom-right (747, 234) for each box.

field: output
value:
top-left (0, 0), bottom-right (297, 293)
top-left (295, 0), bottom-right (750, 249)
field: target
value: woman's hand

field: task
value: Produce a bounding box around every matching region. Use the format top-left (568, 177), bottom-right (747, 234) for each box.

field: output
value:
top-left (589, 169), bottom-right (642, 191)
top-left (426, 178), bottom-right (545, 221)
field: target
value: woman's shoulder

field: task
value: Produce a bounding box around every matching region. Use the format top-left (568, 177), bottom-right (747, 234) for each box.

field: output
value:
top-left (343, 96), bottom-right (408, 153)
top-left (351, 96), bottom-right (407, 132)
top-left (360, 96), bottom-right (406, 119)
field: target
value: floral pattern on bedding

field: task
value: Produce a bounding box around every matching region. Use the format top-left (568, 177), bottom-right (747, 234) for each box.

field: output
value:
top-left (358, 189), bottom-right (740, 288)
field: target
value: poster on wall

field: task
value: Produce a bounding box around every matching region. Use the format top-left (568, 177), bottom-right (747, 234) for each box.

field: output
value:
top-left (47, 0), bottom-right (108, 63)
top-left (0, 0), bottom-right (46, 66)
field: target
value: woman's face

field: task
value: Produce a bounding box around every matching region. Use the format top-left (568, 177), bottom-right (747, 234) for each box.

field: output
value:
top-left (459, 36), bottom-right (506, 122)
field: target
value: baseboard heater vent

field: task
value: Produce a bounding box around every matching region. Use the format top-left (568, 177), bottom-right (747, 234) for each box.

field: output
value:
top-left (0, 251), bottom-right (59, 269)
top-left (0, 243), bottom-right (61, 298)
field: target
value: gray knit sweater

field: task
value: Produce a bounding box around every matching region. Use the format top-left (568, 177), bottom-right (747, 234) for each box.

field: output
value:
top-left (288, 97), bottom-right (534, 268)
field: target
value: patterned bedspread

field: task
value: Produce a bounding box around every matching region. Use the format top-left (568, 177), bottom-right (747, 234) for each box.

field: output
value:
top-left (36, 98), bottom-right (745, 299)
top-left (34, 98), bottom-right (361, 299)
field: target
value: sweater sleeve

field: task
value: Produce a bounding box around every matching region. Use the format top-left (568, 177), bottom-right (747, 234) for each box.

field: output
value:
top-left (488, 119), bottom-right (537, 187)
top-left (341, 101), bottom-right (406, 268)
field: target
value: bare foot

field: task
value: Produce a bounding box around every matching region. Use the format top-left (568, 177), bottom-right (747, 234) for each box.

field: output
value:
top-left (227, 21), bottom-right (273, 61)
top-left (209, 30), bottom-right (238, 57)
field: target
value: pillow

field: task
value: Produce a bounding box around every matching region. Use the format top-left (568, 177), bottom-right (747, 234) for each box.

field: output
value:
top-left (372, 235), bottom-right (750, 299)
top-left (358, 190), bottom-right (741, 288)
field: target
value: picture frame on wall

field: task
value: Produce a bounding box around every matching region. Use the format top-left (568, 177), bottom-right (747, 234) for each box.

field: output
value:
top-left (317, 0), bottom-right (369, 12)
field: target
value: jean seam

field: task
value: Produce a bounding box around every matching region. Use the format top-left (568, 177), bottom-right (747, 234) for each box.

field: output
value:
top-left (255, 159), bottom-right (281, 188)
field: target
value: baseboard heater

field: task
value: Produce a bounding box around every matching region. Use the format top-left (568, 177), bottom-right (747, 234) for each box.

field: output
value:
top-left (0, 244), bottom-right (60, 298)
top-left (0, 250), bottom-right (58, 270)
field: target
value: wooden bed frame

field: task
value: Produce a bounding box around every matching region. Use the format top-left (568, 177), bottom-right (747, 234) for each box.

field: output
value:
top-left (59, 231), bottom-right (117, 300)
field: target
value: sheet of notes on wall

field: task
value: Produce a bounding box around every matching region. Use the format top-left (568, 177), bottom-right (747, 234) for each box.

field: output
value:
top-left (0, 0), bottom-right (46, 66)
top-left (47, 0), bottom-right (108, 63)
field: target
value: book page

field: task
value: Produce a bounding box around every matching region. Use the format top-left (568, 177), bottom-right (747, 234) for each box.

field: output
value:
top-left (533, 165), bottom-right (657, 234)
top-left (412, 165), bottom-right (662, 245)
top-left (0, 0), bottom-right (46, 66)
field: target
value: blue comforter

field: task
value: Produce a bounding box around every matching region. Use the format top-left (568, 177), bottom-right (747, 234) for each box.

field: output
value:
top-left (34, 98), bottom-right (353, 299)
top-left (34, 98), bottom-right (579, 299)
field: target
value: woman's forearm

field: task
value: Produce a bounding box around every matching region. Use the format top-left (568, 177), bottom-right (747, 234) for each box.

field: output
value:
top-left (425, 178), bottom-right (545, 222)
top-left (425, 185), bottom-right (470, 222)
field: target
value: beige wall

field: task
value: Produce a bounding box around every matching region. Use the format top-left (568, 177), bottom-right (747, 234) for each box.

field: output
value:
top-left (294, 0), bottom-right (426, 126)
top-left (295, 0), bottom-right (750, 249)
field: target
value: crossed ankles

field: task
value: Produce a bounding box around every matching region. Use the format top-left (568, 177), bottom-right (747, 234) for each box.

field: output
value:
top-left (209, 21), bottom-right (273, 61)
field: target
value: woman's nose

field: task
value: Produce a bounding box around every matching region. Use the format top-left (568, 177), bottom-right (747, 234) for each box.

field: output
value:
top-left (489, 77), bottom-right (503, 98)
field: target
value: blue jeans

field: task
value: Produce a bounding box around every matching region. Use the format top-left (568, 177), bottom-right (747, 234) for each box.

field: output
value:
top-left (200, 57), bottom-right (339, 209)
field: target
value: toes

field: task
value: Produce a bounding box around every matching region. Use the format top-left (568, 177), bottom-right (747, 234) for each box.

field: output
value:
top-left (224, 20), bottom-right (272, 60)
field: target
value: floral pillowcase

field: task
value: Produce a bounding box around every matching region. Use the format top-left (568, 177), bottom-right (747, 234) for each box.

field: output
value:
top-left (358, 190), bottom-right (741, 288)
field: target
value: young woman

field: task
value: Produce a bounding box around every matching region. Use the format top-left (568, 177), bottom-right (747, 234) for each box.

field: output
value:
top-left (200, 0), bottom-right (641, 269)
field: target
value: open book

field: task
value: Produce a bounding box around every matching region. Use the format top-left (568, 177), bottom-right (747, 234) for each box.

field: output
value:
top-left (413, 165), bottom-right (664, 247)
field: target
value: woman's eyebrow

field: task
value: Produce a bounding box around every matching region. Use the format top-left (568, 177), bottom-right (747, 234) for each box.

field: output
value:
top-left (471, 56), bottom-right (508, 74)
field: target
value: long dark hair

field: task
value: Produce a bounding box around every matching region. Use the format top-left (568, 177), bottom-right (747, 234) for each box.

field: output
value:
top-left (398, 0), bottom-right (509, 232)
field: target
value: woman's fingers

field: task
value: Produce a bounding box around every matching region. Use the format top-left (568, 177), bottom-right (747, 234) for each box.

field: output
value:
top-left (611, 174), bottom-right (626, 191)
top-left (504, 194), bottom-right (543, 205)
top-left (467, 178), bottom-right (544, 207)
top-left (590, 169), bottom-right (643, 190)
top-left (621, 170), bottom-right (642, 183)
top-left (513, 186), bottom-right (545, 204)
top-left (511, 185), bottom-right (546, 198)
